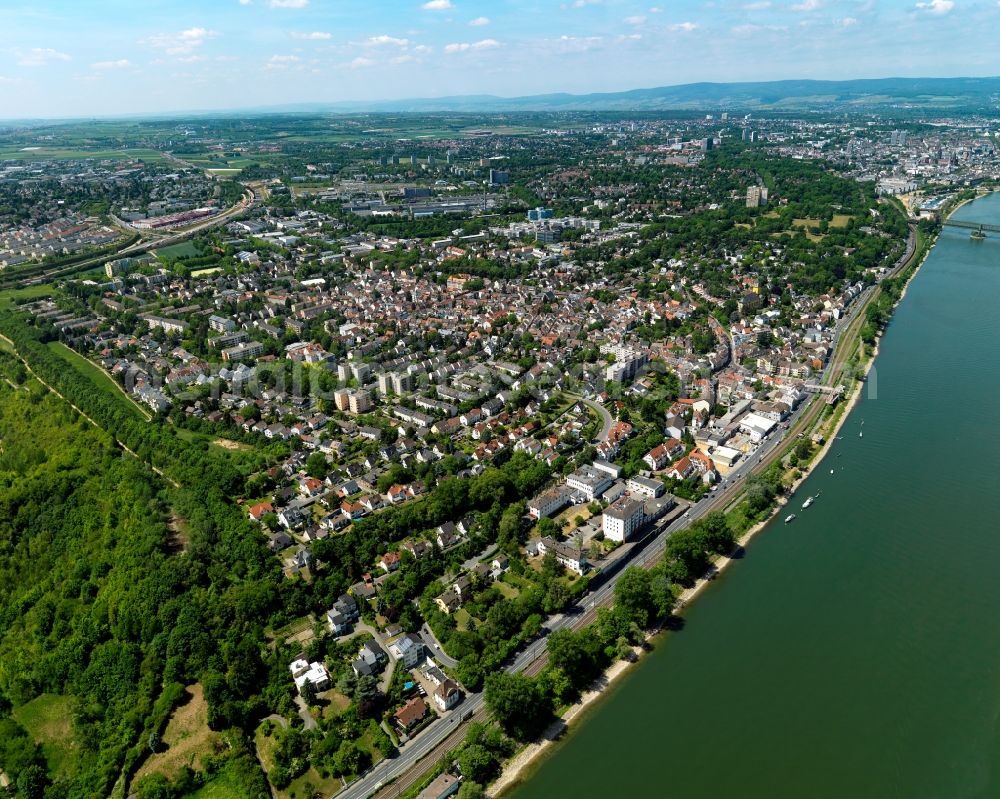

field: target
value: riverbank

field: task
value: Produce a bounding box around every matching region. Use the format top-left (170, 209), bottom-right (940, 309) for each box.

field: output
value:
top-left (491, 354), bottom-right (877, 798)
top-left (489, 223), bottom-right (938, 799)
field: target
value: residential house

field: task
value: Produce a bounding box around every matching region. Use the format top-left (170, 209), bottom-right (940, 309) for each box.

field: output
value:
top-left (289, 658), bottom-right (330, 694)
top-left (538, 536), bottom-right (588, 575)
top-left (390, 634), bottom-right (424, 668)
top-left (379, 551), bottom-right (401, 573)
top-left (394, 697), bottom-right (428, 732)
top-left (433, 679), bottom-right (463, 712)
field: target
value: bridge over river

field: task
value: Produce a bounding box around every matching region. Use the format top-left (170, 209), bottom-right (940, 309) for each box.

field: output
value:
top-left (942, 219), bottom-right (1000, 234)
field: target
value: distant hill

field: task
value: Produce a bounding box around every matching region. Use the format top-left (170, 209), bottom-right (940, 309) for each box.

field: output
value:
top-left (254, 76), bottom-right (1000, 115)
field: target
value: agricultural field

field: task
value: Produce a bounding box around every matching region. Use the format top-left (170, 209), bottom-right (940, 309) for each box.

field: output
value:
top-left (0, 147), bottom-right (164, 162)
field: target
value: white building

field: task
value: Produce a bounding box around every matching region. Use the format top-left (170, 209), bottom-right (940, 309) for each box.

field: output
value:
top-left (433, 679), bottom-right (463, 712)
top-left (739, 412), bottom-right (778, 443)
top-left (390, 634), bottom-right (424, 668)
top-left (565, 465), bottom-right (613, 502)
top-left (528, 488), bottom-right (569, 519)
top-left (602, 497), bottom-right (645, 543)
top-left (289, 658), bottom-right (330, 694)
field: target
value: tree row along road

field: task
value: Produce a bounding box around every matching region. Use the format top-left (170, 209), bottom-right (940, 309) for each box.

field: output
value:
top-left (0, 333), bottom-right (180, 488)
top-left (344, 224), bottom-right (922, 799)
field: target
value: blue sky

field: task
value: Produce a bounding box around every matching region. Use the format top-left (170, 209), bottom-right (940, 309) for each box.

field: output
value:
top-left (1, 0), bottom-right (998, 118)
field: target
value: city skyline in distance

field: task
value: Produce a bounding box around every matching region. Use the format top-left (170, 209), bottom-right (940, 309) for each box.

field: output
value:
top-left (2, 0), bottom-right (1000, 119)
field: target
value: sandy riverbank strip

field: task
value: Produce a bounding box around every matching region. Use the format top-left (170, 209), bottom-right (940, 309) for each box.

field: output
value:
top-left (489, 222), bottom-right (942, 799)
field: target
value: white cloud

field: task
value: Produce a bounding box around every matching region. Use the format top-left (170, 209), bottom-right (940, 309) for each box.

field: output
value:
top-left (571, 0), bottom-right (603, 6)
top-left (414, 44), bottom-right (434, 53)
top-left (444, 38), bottom-right (500, 53)
top-left (365, 35), bottom-right (410, 46)
top-left (469, 16), bottom-right (490, 25)
top-left (350, 56), bottom-right (375, 68)
top-left (790, 0), bottom-right (820, 10)
top-left (265, 54), bottom-right (301, 69)
top-left (91, 59), bottom-right (131, 70)
top-left (422, 0), bottom-right (453, 8)
top-left (391, 54), bottom-right (415, 64)
top-left (552, 35), bottom-right (604, 52)
top-left (624, 14), bottom-right (647, 25)
top-left (670, 20), bottom-right (699, 31)
top-left (144, 27), bottom-right (217, 56)
top-left (17, 48), bottom-right (71, 67)
top-left (916, 0), bottom-right (953, 12)
top-left (732, 22), bottom-right (787, 34)
top-left (744, 1), bottom-right (771, 7)
top-left (291, 31), bottom-right (332, 40)
top-left (239, 0), bottom-right (252, 4)
top-left (649, 6), bottom-right (663, 11)
top-left (838, 16), bottom-right (858, 25)
top-left (269, 0), bottom-right (308, 7)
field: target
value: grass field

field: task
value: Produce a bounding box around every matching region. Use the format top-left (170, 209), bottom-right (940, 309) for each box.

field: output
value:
top-left (134, 685), bottom-right (223, 783)
top-left (0, 284), bottom-right (54, 311)
top-left (454, 607), bottom-right (473, 631)
top-left (13, 694), bottom-right (80, 780)
top-left (154, 241), bottom-right (199, 259)
top-left (831, 214), bottom-right (853, 227)
top-left (46, 341), bottom-right (149, 420)
top-left (187, 772), bottom-right (246, 799)
top-left (494, 580), bottom-right (520, 599)
top-left (791, 218), bottom-right (822, 229)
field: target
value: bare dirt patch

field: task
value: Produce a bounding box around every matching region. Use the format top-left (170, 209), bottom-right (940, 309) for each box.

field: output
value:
top-left (211, 438), bottom-right (250, 451)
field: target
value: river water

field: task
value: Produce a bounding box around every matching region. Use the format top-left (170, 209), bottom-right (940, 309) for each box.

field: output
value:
top-left (508, 193), bottom-right (1000, 799)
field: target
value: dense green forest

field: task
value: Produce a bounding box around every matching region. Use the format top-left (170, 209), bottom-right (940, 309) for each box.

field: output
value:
top-left (0, 341), bottom-right (285, 797)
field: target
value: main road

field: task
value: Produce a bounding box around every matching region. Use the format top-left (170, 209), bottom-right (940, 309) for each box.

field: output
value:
top-left (4, 184), bottom-right (259, 290)
top-left (336, 224), bottom-right (921, 799)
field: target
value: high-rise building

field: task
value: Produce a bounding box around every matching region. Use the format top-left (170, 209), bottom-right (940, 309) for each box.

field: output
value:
top-left (489, 169), bottom-right (509, 186)
top-left (747, 186), bottom-right (769, 208)
top-left (349, 390), bottom-right (372, 415)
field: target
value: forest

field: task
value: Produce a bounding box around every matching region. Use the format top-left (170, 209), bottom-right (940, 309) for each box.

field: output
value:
top-left (0, 330), bottom-right (288, 797)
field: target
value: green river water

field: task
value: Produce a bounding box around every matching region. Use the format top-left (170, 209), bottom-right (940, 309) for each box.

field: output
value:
top-left (508, 193), bottom-right (1000, 799)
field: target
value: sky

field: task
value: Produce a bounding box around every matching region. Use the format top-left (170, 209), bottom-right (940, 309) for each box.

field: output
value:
top-left (1, 0), bottom-right (999, 118)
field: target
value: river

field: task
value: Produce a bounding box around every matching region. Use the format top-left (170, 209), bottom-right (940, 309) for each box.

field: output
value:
top-left (507, 193), bottom-right (1000, 799)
